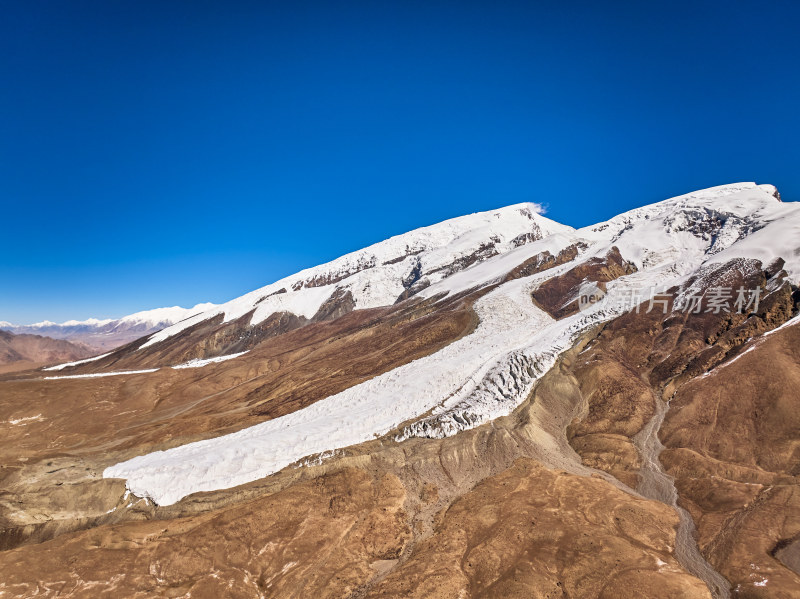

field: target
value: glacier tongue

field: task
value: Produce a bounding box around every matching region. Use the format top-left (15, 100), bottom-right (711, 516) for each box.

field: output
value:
top-left (104, 277), bottom-right (554, 505)
top-left (102, 257), bottom-right (698, 506)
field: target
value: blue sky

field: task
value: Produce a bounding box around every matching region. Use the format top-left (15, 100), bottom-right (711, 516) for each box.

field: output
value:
top-left (2, 1), bottom-right (799, 323)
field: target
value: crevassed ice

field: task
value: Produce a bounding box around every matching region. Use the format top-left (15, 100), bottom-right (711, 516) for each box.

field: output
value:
top-left (104, 182), bottom-right (800, 505)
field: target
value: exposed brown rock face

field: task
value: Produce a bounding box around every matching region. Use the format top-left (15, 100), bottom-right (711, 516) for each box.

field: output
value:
top-left (366, 459), bottom-right (710, 599)
top-left (296, 255), bottom-right (379, 289)
top-left (0, 330), bottom-right (94, 367)
top-left (427, 240), bottom-right (501, 278)
top-left (0, 468), bottom-right (413, 598)
top-left (567, 356), bottom-right (653, 488)
top-left (503, 241), bottom-right (588, 282)
top-left (531, 246), bottom-right (637, 319)
top-left (660, 320), bottom-right (800, 596)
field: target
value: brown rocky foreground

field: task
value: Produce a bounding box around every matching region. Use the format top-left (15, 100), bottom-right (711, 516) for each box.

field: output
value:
top-left (0, 336), bottom-right (712, 598)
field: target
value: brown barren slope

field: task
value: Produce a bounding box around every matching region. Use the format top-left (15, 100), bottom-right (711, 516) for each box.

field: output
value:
top-left (0, 289), bottom-right (489, 555)
top-left (563, 258), bottom-right (800, 597)
top-left (660, 319), bottom-right (800, 596)
top-left (0, 337), bottom-right (712, 598)
top-left (0, 330), bottom-right (94, 368)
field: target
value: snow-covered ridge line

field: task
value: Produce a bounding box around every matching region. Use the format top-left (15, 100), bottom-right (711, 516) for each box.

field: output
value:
top-left (139, 203), bottom-right (573, 349)
top-left (2, 303), bottom-right (217, 333)
top-left (141, 181), bottom-right (796, 353)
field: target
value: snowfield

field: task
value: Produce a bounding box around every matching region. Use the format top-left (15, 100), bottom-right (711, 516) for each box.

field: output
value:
top-left (103, 182), bottom-right (800, 505)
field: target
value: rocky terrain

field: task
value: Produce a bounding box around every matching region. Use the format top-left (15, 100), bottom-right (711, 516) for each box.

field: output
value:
top-left (1, 182), bottom-right (799, 598)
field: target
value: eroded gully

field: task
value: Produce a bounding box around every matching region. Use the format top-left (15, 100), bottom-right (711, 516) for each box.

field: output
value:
top-left (633, 396), bottom-right (731, 599)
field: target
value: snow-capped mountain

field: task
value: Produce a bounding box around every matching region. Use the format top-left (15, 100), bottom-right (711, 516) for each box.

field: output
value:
top-left (115, 182), bottom-right (797, 366)
top-left (4, 183), bottom-right (800, 598)
top-left (0, 303), bottom-right (217, 351)
top-left (100, 182), bottom-right (800, 506)
top-left (138, 202), bottom-right (571, 350)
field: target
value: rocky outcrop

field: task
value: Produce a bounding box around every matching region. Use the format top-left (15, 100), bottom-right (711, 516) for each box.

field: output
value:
top-left (503, 241), bottom-right (588, 282)
top-left (659, 320), bottom-right (800, 595)
top-left (295, 255), bottom-right (379, 289)
top-left (531, 246), bottom-right (637, 319)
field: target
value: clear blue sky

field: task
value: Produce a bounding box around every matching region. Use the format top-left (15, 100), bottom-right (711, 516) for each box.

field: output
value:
top-left (2, 1), bottom-right (799, 323)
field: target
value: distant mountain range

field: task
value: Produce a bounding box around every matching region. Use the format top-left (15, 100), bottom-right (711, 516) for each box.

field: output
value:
top-left (0, 303), bottom-right (217, 351)
top-left (0, 329), bottom-right (94, 372)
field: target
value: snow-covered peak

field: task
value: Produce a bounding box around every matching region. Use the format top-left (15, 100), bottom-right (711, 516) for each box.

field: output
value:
top-left (408, 182), bottom-right (795, 303)
top-left (60, 318), bottom-right (115, 327)
top-left (576, 182), bottom-right (794, 273)
top-left (113, 303), bottom-right (218, 329)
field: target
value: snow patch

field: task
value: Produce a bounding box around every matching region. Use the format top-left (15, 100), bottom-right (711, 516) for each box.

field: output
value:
top-left (43, 352), bottom-right (113, 371)
top-left (6, 414), bottom-right (42, 425)
top-left (44, 369), bottom-right (159, 380)
top-left (171, 351), bottom-right (249, 369)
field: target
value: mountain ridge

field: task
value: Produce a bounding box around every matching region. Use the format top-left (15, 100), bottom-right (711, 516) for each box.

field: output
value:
top-left (0, 329), bottom-right (95, 371)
